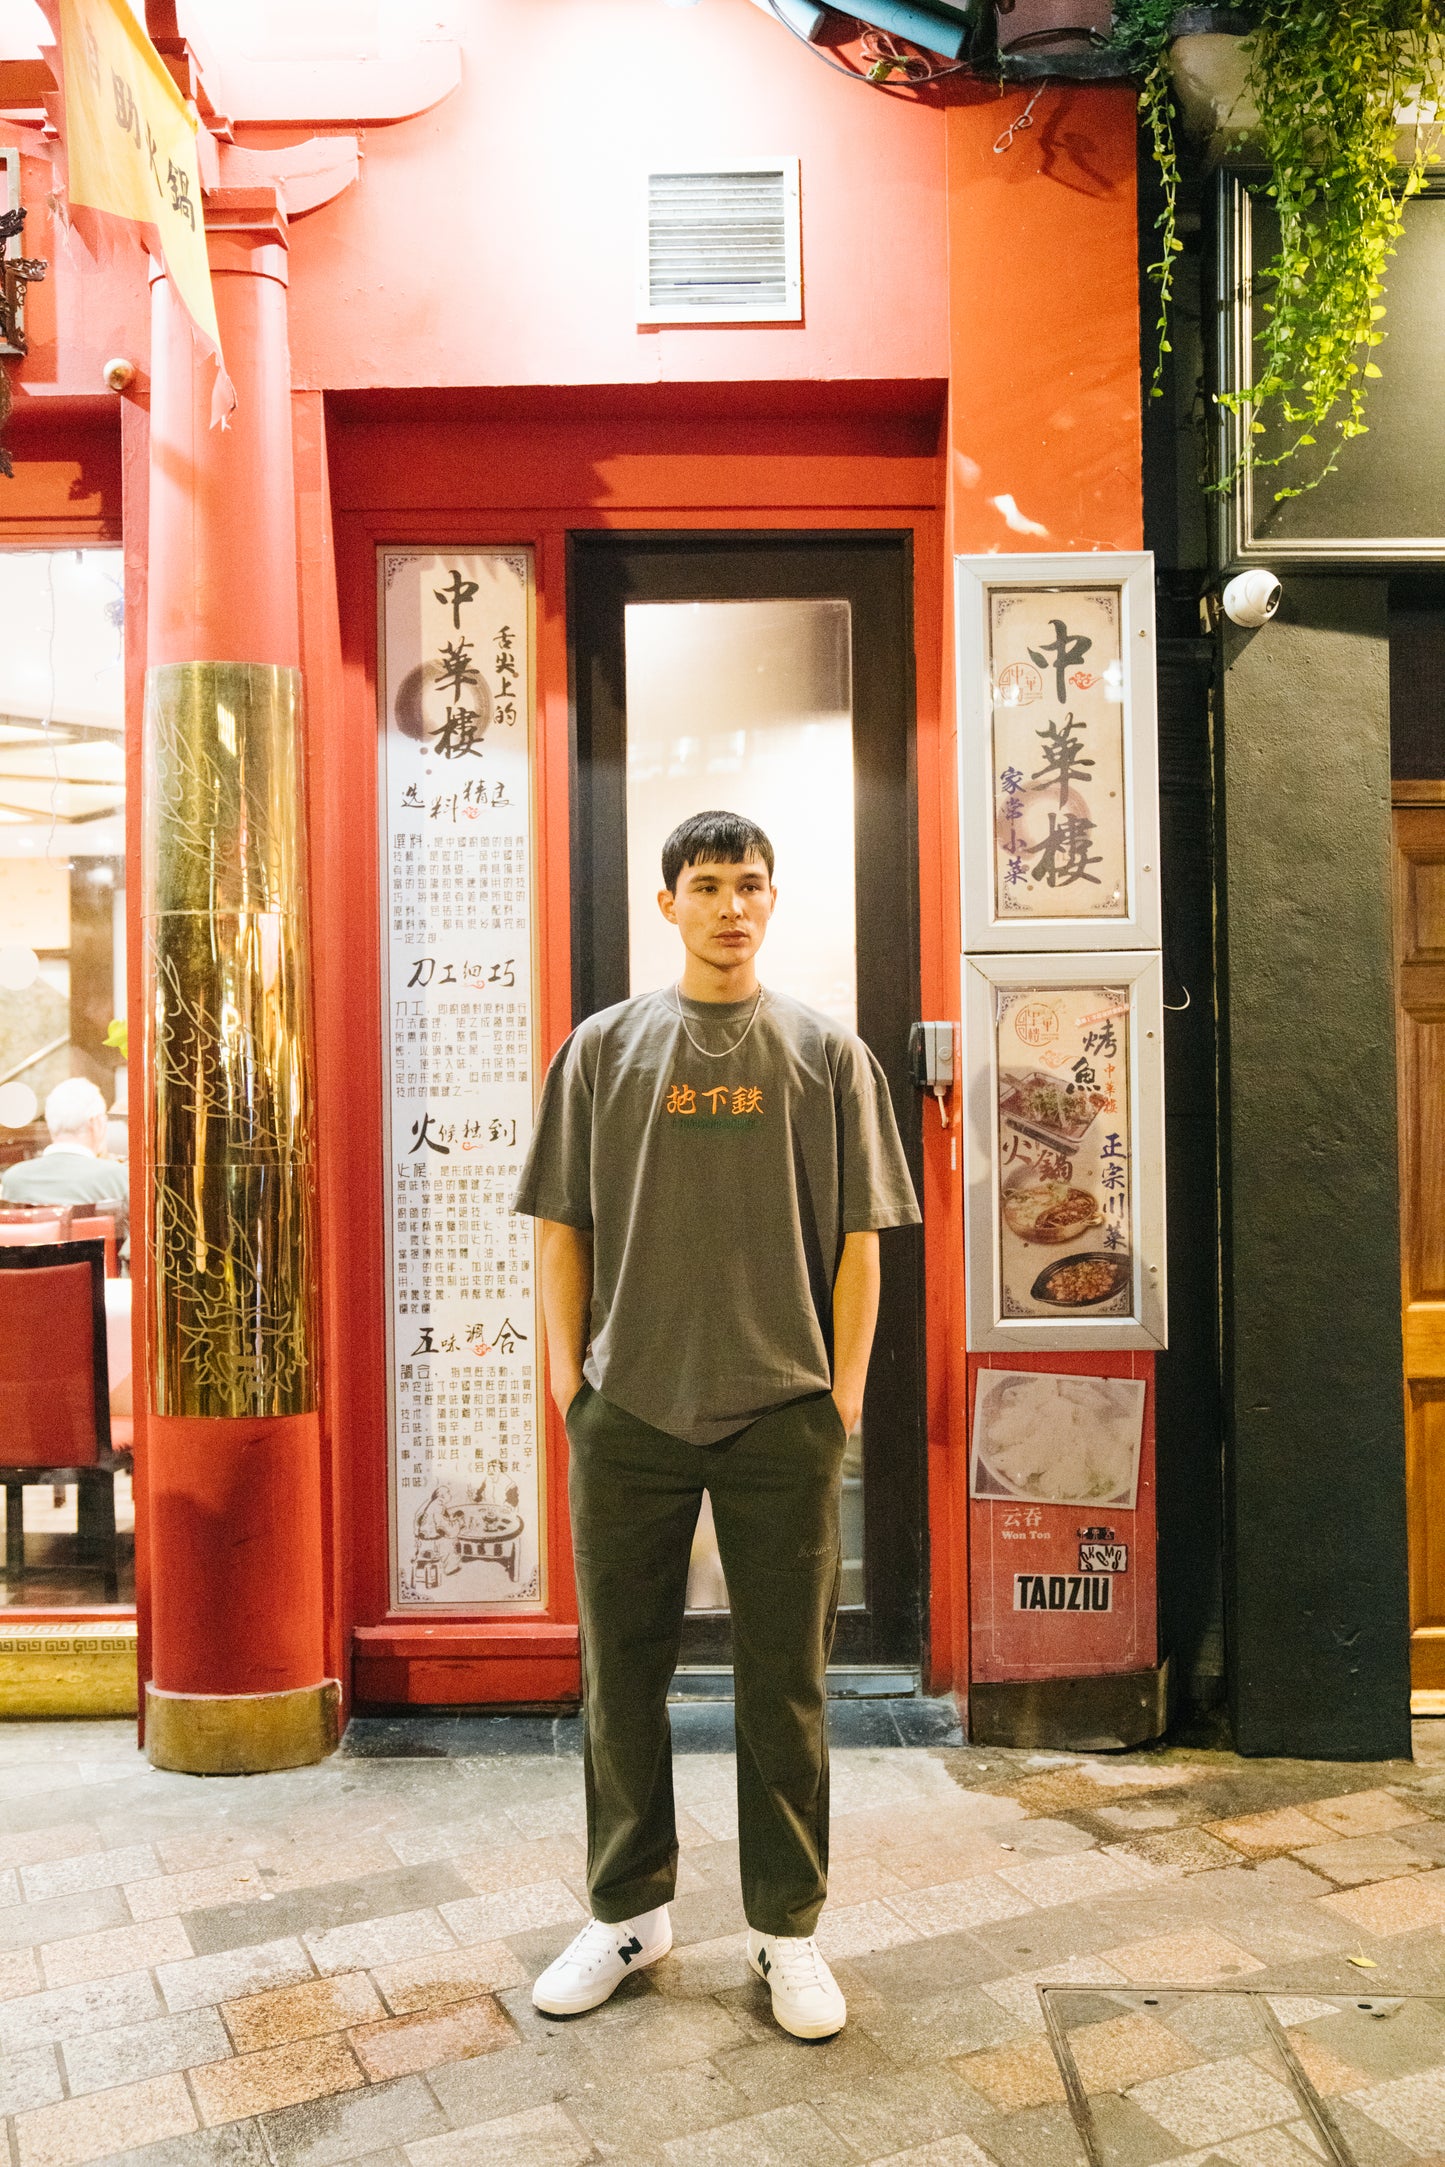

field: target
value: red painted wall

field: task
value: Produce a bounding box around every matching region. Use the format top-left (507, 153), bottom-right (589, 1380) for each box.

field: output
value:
top-left (276, 0), bottom-right (948, 395)
top-left (940, 86), bottom-right (1152, 1696)
top-left (0, 123), bottom-right (148, 411)
top-left (945, 84), bottom-right (1145, 556)
top-left (316, 386), bottom-right (947, 1706)
top-left (1, 8), bottom-right (1148, 1715)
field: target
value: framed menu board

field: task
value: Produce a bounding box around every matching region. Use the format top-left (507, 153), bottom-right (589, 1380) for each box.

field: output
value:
top-left (956, 553), bottom-right (1160, 953)
top-left (963, 951), bottom-right (1167, 1352)
top-left (378, 549), bottom-right (546, 1611)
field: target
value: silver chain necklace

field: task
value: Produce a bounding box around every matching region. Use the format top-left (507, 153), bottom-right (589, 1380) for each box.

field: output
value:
top-left (670, 983), bottom-right (765, 1059)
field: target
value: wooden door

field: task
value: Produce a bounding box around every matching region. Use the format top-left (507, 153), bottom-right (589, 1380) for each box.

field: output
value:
top-left (1394, 795), bottom-right (1445, 1711)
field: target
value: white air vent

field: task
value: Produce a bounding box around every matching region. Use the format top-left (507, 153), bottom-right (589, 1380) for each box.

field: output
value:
top-left (639, 161), bottom-right (801, 325)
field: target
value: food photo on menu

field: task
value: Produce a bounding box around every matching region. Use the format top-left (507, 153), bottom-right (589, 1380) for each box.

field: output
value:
top-left (994, 983), bottom-right (1134, 1320)
top-left (969, 1370), bottom-right (1146, 1510)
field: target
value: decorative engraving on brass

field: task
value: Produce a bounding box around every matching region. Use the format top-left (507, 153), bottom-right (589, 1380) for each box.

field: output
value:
top-left (144, 662), bottom-right (316, 1417)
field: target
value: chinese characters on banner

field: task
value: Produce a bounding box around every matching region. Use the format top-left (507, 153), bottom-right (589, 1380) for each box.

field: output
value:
top-left (379, 551), bottom-right (543, 1610)
top-left (56, 0), bottom-right (229, 413)
top-left (994, 983), bottom-right (1133, 1320)
top-left (988, 587), bottom-right (1128, 921)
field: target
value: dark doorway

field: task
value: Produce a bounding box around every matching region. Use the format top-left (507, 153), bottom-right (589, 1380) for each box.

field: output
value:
top-left (568, 531), bottom-right (926, 1671)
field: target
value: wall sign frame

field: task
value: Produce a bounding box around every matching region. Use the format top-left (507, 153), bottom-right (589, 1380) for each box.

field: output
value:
top-left (956, 552), bottom-right (1160, 954)
top-left (963, 950), bottom-right (1167, 1353)
top-left (377, 547), bottom-right (546, 1613)
top-left (1216, 169), bottom-right (1445, 570)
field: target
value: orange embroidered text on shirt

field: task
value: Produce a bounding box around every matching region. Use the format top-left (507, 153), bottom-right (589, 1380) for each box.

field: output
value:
top-left (664, 1083), bottom-right (763, 1117)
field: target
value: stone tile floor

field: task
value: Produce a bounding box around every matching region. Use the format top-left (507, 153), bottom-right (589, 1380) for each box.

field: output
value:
top-left (0, 1712), bottom-right (1441, 2167)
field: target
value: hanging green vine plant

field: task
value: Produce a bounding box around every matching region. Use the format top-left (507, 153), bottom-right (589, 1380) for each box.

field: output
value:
top-left (1111, 0), bottom-right (1445, 496)
top-left (1109, 0), bottom-right (1186, 403)
top-left (1231, 1), bottom-right (1445, 496)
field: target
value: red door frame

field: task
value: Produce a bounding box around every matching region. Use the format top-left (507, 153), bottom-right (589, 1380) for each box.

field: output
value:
top-left (309, 386), bottom-right (966, 1709)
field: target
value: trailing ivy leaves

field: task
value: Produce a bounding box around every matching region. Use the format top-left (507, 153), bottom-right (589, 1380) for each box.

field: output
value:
top-left (1112, 1), bottom-right (1445, 496)
top-left (1229, 1), bottom-right (1445, 498)
top-left (1110, 1), bottom-right (1185, 402)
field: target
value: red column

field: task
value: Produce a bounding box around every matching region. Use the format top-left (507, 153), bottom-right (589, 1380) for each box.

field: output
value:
top-left (142, 190), bottom-right (333, 1773)
top-left (942, 88), bottom-right (1161, 1742)
top-left (148, 195), bottom-right (301, 668)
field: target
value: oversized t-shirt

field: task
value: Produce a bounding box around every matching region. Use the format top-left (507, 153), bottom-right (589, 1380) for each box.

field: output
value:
top-left (513, 987), bottom-right (920, 1444)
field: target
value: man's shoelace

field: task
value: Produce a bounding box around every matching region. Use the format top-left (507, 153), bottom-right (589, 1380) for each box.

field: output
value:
top-left (765, 1937), bottom-right (829, 1990)
top-left (557, 1918), bottom-right (631, 1975)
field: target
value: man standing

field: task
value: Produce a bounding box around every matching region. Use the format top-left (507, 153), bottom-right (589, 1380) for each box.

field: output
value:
top-left (513, 811), bottom-right (918, 2040)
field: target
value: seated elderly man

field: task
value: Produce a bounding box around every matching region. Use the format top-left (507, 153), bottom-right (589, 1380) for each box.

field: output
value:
top-left (2, 1077), bottom-right (129, 1249)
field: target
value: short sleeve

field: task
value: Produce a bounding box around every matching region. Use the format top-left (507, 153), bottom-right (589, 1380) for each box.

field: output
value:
top-left (512, 1028), bottom-right (595, 1227)
top-left (835, 1037), bottom-right (922, 1234)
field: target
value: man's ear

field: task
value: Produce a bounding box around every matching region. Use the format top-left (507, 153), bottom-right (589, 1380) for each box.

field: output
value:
top-left (657, 887), bottom-right (678, 925)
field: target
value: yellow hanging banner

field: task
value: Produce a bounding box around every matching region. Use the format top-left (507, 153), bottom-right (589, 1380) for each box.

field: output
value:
top-left (55, 0), bottom-right (223, 370)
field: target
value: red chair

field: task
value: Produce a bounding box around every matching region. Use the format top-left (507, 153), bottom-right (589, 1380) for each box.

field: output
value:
top-left (67, 1217), bottom-right (119, 1279)
top-left (0, 1206), bottom-right (118, 1276)
top-left (0, 1240), bottom-right (120, 1601)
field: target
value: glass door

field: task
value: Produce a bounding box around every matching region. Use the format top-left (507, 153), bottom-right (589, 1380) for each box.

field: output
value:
top-left (0, 548), bottom-right (132, 1611)
top-left (569, 533), bottom-right (925, 1669)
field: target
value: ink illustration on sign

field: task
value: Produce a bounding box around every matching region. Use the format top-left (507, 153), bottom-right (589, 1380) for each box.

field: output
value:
top-left (994, 982), bottom-right (1134, 1320)
top-left (379, 550), bottom-right (544, 1610)
top-left (988, 586), bottom-right (1128, 921)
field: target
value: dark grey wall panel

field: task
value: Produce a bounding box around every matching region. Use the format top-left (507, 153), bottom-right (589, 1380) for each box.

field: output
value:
top-left (1153, 632), bottom-right (1223, 1706)
top-left (1218, 579), bottom-right (1411, 1759)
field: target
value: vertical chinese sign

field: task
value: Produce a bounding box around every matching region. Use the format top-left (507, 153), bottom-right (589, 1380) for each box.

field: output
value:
top-left (987, 588), bottom-right (1128, 922)
top-left (379, 552), bottom-right (544, 1610)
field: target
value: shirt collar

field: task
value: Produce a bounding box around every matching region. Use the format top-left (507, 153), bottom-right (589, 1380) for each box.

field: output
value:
top-left (43, 1140), bottom-right (98, 1159)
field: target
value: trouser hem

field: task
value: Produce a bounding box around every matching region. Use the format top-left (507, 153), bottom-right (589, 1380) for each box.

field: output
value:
top-left (588, 1873), bottom-right (677, 1926)
top-left (746, 1903), bottom-right (825, 1938)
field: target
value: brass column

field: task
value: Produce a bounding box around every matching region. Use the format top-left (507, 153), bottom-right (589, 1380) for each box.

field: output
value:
top-left (142, 196), bottom-right (336, 1774)
top-left (145, 662), bottom-right (314, 1416)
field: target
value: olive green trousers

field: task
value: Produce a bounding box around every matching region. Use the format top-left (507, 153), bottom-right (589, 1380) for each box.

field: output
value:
top-left (565, 1381), bottom-right (846, 1937)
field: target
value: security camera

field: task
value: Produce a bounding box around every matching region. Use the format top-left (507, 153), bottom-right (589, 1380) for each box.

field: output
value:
top-left (1222, 569), bottom-right (1281, 628)
top-left (102, 357), bottom-right (136, 393)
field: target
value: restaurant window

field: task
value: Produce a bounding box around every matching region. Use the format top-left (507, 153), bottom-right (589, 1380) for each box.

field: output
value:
top-left (0, 548), bottom-right (132, 1607)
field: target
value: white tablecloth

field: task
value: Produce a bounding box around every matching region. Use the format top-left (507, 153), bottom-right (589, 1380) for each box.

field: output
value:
top-left (103, 1279), bottom-right (132, 1413)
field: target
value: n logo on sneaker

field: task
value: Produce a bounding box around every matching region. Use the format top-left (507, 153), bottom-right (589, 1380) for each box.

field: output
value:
top-left (617, 1934), bottom-right (643, 1964)
top-left (758, 1947), bottom-right (771, 1977)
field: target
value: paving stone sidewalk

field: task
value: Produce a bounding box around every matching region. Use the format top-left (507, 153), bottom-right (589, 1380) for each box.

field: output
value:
top-left (0, 1711), bottom-right (1441, 2167)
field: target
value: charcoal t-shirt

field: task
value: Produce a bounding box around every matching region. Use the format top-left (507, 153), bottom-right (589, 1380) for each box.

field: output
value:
top-left (512, 987), bottom-right (920, 1444)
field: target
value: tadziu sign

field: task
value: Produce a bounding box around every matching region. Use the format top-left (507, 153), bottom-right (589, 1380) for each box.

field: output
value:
top-left (1013, 1572), bottom-right (1113, 1612)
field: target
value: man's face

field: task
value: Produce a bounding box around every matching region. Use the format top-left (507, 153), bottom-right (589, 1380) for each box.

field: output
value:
top-left (658, 855), bottom-right (775, 973)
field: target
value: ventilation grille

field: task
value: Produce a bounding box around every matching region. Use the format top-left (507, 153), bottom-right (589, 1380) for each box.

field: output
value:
top-left (641, 163), bottom-right (801, 324)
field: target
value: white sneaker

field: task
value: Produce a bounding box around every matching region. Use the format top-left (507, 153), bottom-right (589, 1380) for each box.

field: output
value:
top-left (747, 1927), bottom-right (847, 2039)
top-left (531, 1906), bottom-right (672, 2015)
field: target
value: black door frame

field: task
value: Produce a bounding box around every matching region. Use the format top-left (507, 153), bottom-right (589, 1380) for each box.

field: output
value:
top-left (567, 529), bottom-right (927, 1668)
